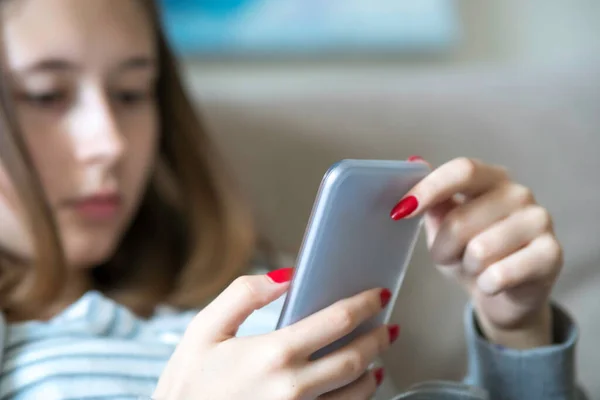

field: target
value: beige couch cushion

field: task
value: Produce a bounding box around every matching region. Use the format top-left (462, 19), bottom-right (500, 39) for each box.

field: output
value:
top-left (188, 61), bottom-right (600, 396)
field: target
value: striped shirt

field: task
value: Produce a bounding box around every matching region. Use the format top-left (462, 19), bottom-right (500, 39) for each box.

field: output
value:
top-left (0, 291), bottom-right (585, 400)
top-left (0, 290), bottom-right (285, 400)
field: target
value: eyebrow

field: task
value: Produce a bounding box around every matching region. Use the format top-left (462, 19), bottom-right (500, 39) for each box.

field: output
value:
top-left (118, 56), bottom-right (157, 71)
top-left (21, 59), bottom-right (73, 73)
top-left (17, 56), bottom-right (157, 74)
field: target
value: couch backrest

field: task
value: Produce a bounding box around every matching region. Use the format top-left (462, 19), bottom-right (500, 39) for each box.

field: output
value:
top-left (191, 61), bottom-right (600, 393)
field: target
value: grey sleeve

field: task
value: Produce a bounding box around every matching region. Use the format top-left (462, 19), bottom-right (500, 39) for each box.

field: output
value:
top-left (463, 303), bottom-right (588, 400)
top-left (0, 313), bottom-right (5, 371)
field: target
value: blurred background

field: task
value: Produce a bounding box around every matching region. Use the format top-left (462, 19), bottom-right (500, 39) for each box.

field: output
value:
top-left (161, 0), bottom-right (600, 398)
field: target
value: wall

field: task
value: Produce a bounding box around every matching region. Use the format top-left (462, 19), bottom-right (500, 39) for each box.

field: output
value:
top-left (457, 0), bottom-right (600, 64)
top-left (183, 0), bottom-right (600, 93)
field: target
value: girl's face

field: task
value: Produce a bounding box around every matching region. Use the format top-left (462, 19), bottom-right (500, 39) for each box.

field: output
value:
top-left (0, 0), bottom-right (159, 268)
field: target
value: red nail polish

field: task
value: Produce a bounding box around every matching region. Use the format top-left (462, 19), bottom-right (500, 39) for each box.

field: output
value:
top-left (374, 368), bottom-right (385, 386)
top-left (388, 325), bottom-right (400, 344)
top-left (380, 289), bottom-right (392, 308)
top-left (390, 196), bottom-right (419, 220)
top-left (407, 155), bottom-right (424, 162)
top-left (266, 268), bottom-right (294, 283)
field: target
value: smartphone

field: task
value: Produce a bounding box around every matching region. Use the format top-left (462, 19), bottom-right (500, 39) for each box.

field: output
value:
top-left (276, 159), bottom-right (430, 359)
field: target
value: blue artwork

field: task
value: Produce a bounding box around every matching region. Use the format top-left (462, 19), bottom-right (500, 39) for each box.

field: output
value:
top-left (158, 0), bottom-right (459, 56)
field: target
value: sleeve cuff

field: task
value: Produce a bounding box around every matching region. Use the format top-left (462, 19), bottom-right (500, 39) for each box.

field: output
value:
top-left (464, 302), bottom-right (580, 399)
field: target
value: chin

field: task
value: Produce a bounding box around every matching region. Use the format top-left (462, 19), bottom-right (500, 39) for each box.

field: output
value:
top-left (63, 230), bottom-right (123, 269)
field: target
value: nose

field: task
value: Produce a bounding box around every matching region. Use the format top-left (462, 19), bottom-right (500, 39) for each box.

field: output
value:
top-left (71, 91), bottom-right (125, 166)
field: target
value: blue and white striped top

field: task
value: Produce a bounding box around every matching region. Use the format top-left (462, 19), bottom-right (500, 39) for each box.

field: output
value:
top-left (0, 290), bottom-right (585, 400)
top-left (0, 290), bottom-right (285, 400)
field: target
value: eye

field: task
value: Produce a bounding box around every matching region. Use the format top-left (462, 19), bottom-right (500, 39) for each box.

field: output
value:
top-left (113, 90), bottom-right (153, 106)
top-left (20, 91), bottom-right (69, 109)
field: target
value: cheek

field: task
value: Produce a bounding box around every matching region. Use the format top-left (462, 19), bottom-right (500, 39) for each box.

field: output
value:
top-left (0, 108), bottom-right (78, 263)
top-left (121, 108), bottom-right (160, 209)
top-left (1, 108), bottom-right (74, 260)
top-left (18, 111), bottom-right (76, 206)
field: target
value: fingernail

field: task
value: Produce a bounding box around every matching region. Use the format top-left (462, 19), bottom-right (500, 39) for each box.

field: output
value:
top-left (407, 155), bottom-right (425, 162)
top-left (390, 196), bottom-right (419, 220)
top-left (374, 368), bottom-right (385, 386)
top-left (380, 289), bottom-right (392, 308)
top-left (476, 267), bottom-right (501, 295)
top-left (266, 268), bottom-right (294, 283)
top-left (388, 325), bottom-right (400, 344)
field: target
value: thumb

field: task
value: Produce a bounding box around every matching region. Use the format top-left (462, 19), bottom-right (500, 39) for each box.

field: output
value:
top-left (190, 268), bottom-right (293, 342)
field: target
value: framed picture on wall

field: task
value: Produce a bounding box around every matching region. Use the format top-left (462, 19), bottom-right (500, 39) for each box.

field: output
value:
top-left (158, 0), bottom-right (460, 57)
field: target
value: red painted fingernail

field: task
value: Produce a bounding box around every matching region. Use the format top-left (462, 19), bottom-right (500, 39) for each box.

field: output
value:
top-left (380, 289), bottom-right (392, 308)
top-left (374, 368), bottom-right (385, 386)
top-left (388, 325), bottom-right (400, 344)
top-left (266, 268), bottom-right (294, 283)
top-left (390, 196), bottom-right (419, 220)
top-left (407, 155), bottom-right (425, 162)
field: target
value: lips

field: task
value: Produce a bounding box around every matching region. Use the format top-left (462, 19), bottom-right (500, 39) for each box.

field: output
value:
top-left (67, 193), bottom-right (122, 221)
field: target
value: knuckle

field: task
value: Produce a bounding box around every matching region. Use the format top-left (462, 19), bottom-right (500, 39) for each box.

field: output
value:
top-left (233, 275), bottom-right (256, 296)
top-left (529, 206), bottom-right (553, 231)
top-left (284, 386), bottom-right (307, 400)
top-left (491, 264), bottom-right (510, 288)
top-left (277, 375), bottom-right (307, 400)
top-left (332, 304), bottom-right (357, 333)
top-left (234, 275), bottom-right (268, 304)
top-left (341, 350), bottom-right (368, 377)
top-left (453, 157), bottom-right (478, 182)
top-left (281, 389), bottom-right (301, 400)
top-left (447, 216), bottom-right (467, 241)
top-left (510, 184), bottom-right (536, 206)
top-left (265, 343), bottom-right (296, 370)
top-left (538, 235), bottom-right (563, 264)
top-left (466, 239), bottom-right (490, 264)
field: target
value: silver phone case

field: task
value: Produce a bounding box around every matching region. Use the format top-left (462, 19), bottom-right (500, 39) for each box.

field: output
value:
top-left (276, 159), bottom-right (430, 359)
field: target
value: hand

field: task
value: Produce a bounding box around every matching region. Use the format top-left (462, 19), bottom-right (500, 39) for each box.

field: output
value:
top-left (153, 269), bottom-right (396, 400)
top-left (392, 157), bottom-right (562, 349)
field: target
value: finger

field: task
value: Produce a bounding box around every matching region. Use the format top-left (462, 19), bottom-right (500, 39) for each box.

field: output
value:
top-left (391, 158), bottom-right (508, 220)
top-left (476, 234), bottom-right (563, 296)
top-left (190, 269), bottom-right (293, 342)
top-left (463, 205), bottom-right (553, 275)
top-left (275, 288), bottom-right (386, 357)
top-left (430, 182), bottom-right (536, 265)
top-left (423, 198), bottom-right (459, 248)
top-left (299, 324), bottom-right (392, 393)
top-left (318, 370), bottom-right (380, 400)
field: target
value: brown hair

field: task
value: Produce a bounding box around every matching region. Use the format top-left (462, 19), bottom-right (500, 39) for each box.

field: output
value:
top-left (0, 0), bottom-right (258, 318)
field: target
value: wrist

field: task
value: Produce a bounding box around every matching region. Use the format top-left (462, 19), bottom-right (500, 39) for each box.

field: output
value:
top-left (475, 304), bottom-right (553, 350)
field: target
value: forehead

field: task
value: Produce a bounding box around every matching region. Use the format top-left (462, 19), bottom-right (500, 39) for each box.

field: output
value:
top-left (3, 0), bottom-right (156, 70)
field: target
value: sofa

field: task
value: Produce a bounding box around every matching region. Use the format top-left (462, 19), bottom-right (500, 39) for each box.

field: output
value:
top-left (186, 59), bottom-right (600, 398)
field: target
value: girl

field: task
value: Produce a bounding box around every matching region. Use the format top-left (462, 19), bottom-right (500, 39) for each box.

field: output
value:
top-left (0, 0), bottom-right (585, 399)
